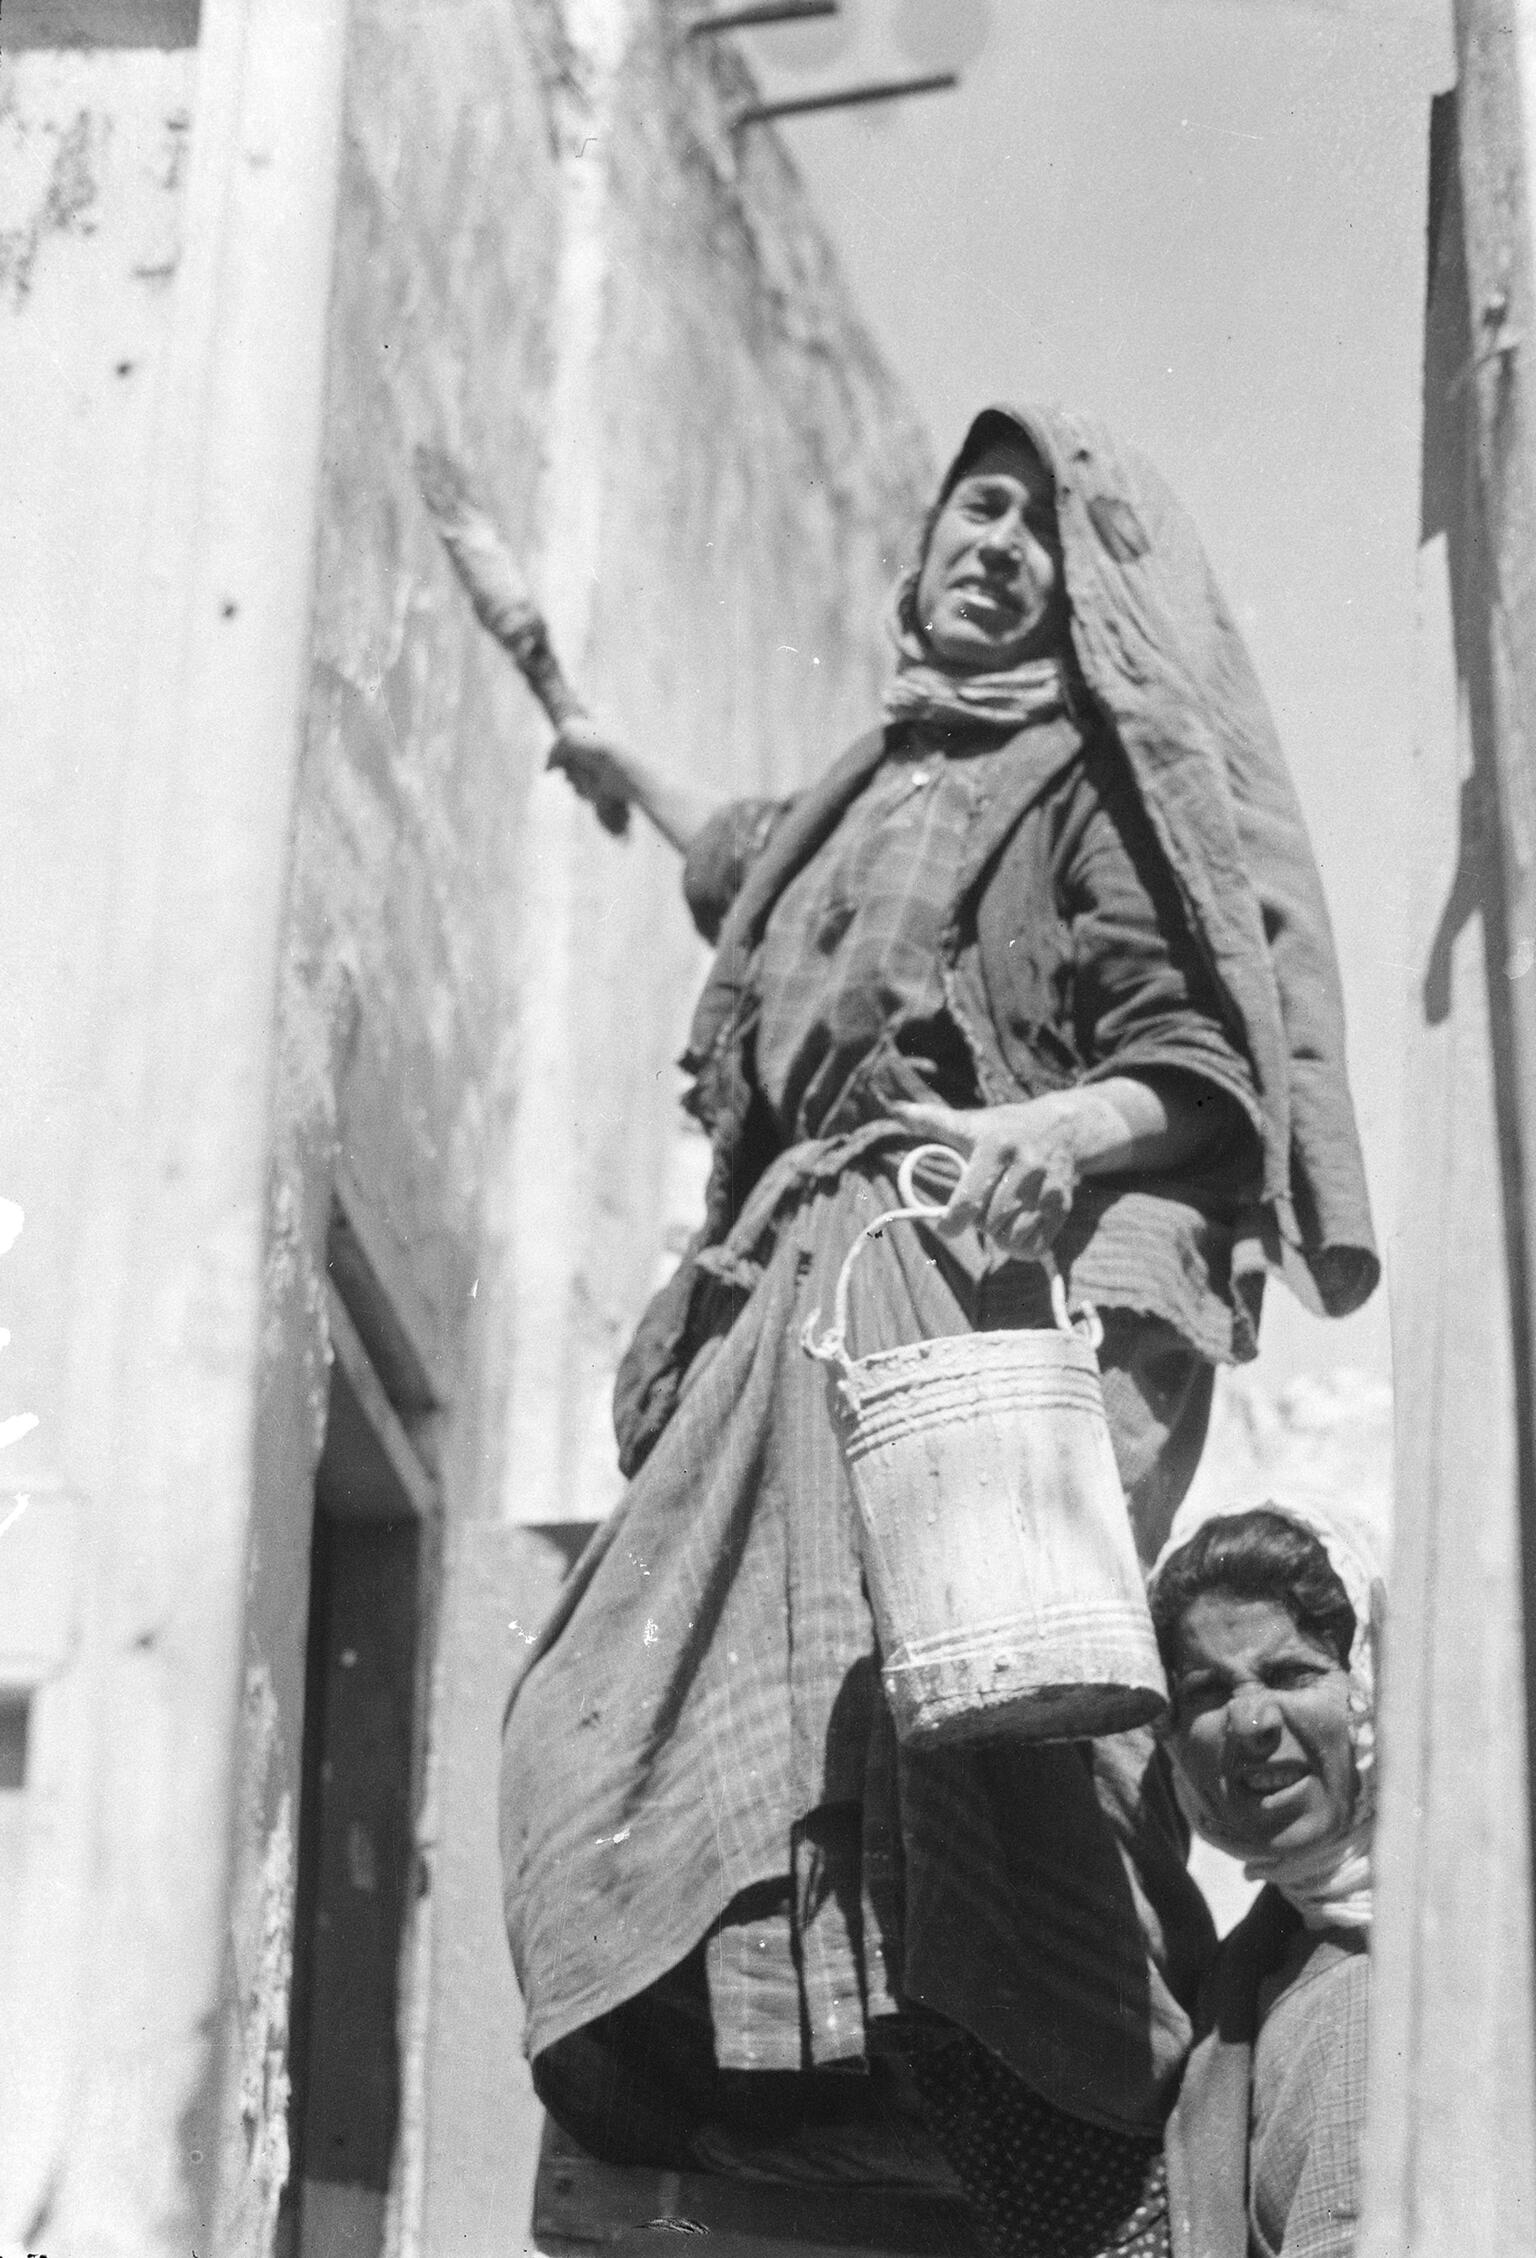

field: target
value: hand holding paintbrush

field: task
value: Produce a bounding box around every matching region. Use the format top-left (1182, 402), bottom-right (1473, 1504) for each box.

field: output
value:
top-left (415, 442), bottom-right (632, 835)
top-left (415, 445), bottom-right (717, 853)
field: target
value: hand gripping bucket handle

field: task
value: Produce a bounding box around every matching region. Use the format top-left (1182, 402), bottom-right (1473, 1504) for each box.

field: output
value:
top-left (803, 1143), bottom-right (1104, 1374)
top-left (800, 1144), bottom-right (1166, 1746)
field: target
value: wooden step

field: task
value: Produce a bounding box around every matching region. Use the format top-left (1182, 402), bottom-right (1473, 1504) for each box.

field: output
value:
top-left (531, 2118), bottom-right (976, 2258)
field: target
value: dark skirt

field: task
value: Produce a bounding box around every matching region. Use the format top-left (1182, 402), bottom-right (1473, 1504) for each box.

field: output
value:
top-left (501, 1151), bottom-right (1215, 2154)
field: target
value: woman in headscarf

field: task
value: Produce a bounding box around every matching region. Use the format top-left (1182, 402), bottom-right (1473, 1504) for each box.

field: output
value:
top-left (500, 407), bottom-right (1378, 2258)
top-left (1150, 1501), bottom-right (1382, 2258)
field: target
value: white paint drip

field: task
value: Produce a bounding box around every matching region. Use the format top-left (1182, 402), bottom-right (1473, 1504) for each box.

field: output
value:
top-left (500, 0), bottom-right (640, 1527)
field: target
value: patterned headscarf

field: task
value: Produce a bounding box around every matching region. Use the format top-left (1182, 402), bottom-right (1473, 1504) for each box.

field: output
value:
top-left (1150, 1496), bottom-right (1385, 1933)
top-left (881, 413), bottom-right (1072, 734)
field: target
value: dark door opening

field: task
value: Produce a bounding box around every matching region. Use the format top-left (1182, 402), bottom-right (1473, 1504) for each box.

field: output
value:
top-left (279, 1191), bottom-right (442, 2258)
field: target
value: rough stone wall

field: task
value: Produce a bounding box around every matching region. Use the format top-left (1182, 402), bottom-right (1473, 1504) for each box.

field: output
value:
top-left (232, 0), bottom-right (932, 2248)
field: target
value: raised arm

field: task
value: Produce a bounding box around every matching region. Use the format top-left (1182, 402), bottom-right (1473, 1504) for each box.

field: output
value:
top-left (547, 717), bottom-right (725, 856)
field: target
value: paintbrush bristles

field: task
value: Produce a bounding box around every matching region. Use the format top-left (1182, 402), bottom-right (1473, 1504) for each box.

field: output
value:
top-left (415, 441), bottom-right (583, 726)
top-left (414, 441), bottom-right (628, 831)
top-left (415, 444), bottom-right (541, 640)
top-left (414, 443), bottom-right (475, 521)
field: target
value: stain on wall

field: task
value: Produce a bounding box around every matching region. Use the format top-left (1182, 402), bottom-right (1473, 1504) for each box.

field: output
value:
top-left (0, 105), bottom-right (103, 305)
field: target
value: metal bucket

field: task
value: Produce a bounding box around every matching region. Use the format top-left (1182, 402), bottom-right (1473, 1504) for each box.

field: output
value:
top-left (803, 1146), bottom-right (1167, 1747)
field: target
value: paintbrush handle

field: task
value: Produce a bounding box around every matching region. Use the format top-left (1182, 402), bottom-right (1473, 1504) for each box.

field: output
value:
top-left (483, 592), bottom-right (586, 734)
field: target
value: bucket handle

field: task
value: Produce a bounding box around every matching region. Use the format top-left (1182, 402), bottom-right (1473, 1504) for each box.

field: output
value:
top-left (802, 1142), bottom-right (1104, 1374)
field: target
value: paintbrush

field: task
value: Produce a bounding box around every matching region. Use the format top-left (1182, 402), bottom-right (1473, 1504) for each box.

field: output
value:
top-left (414, 444), bottom-right (630, 836)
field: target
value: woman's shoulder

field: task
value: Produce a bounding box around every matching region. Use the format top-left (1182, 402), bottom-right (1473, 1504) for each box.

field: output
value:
top-left (1251, 1921), bottom-right (1369, 2186)
top-left (1206, 1895), bottom-right (1365, 2022)
top-left (1256, 1926), bottom-right (1368, 2052)
top-left (682, 797), bottom-right (790, 944)
top-left (682, 730), bottom-right (893, 944)
top-left (1249, 1929), bottom-right (1369, 2258)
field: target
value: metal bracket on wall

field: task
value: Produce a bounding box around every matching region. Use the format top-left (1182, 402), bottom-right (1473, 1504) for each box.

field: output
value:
top-left (733, 71), bottom-right (959, 130)
top-left (688, 1), bottom-right (837, 33)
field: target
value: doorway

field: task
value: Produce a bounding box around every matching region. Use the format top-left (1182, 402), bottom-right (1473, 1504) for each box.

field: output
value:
top-left (280, 1187), bottom-right (442, 2258)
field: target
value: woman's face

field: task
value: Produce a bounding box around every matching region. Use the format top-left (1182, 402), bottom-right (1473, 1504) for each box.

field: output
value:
top-left (1168, 1591), bottom-right (1357, 1860)
top-left (914, 437), bottom-right (1067, 672)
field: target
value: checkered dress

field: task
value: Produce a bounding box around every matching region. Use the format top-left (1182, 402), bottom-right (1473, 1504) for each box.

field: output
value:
top-left (754, 736), bottom-right (1000, 1138)
top-left (504, 1149), bottom-right (1213, 2120)
top-left (1250, 1936), bottom-right (1369, 2258)
top-left (503, 715), bottom-right (1265, 2255)
top-left (1165, 1890), bottom-right (1368, 2258)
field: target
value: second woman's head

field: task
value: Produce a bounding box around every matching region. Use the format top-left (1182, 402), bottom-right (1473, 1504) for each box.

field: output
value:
top-left (1150, 1507), bottom-right (1361, 1865)
top-left (914, 425), bottom-right (1068, 673)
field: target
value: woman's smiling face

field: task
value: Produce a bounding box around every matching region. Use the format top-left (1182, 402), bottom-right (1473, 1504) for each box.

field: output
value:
top-left (1168, 1592), bottom-right (1357, 1860)
top-left (915, 437), bottom-right (1067, 672)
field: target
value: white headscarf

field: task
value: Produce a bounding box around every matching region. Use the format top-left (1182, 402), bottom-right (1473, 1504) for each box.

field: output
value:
top-left (1150, 1496), bottom-right (1384, 1934)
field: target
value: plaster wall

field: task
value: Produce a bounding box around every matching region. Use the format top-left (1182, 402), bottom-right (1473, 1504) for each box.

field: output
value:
top-left (236, 2), bottom-right (932, 2252)
top-left (0, 41), bottom-right (199, 2240)
top-left (1360, 62), bottom-right (1536, 2257)
top-left (542, 14), bottom-right (934, 1526)
top-left (0, 40), bottom-right (196, 1556)
top-left (0, 0), bottom-right (930, 2243)
top-left (230, 6), bottom-right (569, 2248)
top-left (0, 1), bottom-right (349, 2248)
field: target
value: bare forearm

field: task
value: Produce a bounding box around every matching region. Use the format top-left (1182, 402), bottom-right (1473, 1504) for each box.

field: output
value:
top-left (891, 1071), bottom-right (1239, 1261)
top-left (547, 720), bottom-right (724, 855)
top-left (1064, 1074), bottom-right (1233, 1178)
top-left (622, 759), bottom-right (723, 857)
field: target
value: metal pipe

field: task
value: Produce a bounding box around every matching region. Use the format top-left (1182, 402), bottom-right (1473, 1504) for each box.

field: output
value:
top-left (688, 2), bottom-right (837, 35)
top-left (734, 70), bottom-right (959, 127)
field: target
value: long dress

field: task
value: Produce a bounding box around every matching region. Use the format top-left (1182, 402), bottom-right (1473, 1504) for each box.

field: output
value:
top-left (503, 711), bottom-right (1258, 2170)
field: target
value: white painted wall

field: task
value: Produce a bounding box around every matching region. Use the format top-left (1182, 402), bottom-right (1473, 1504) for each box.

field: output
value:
top-left (0, 4), bottom-right (348, 2246)
top-left (0, 2), bottom-right (930, 2248)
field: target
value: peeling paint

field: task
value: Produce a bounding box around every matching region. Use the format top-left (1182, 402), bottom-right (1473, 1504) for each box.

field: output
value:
top-left (239, 1794), bottom-right (295, 2245)
top-left (0, 108), bottom-right (105, 308)
top-left (218, 1667), bottom-right (296, 2257)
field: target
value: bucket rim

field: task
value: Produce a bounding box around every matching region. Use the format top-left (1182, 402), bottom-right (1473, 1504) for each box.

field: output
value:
top-left (832, 1324), bottom-right (1103, 1388)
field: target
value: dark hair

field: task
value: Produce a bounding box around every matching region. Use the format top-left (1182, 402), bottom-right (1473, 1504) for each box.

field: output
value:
top-left (1150, 1507), bottom-right (1356, 1678)
top-left (941, 408), bottom-right (1051, 500)
top-left (922, 420), bottom-right (1055, 542)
